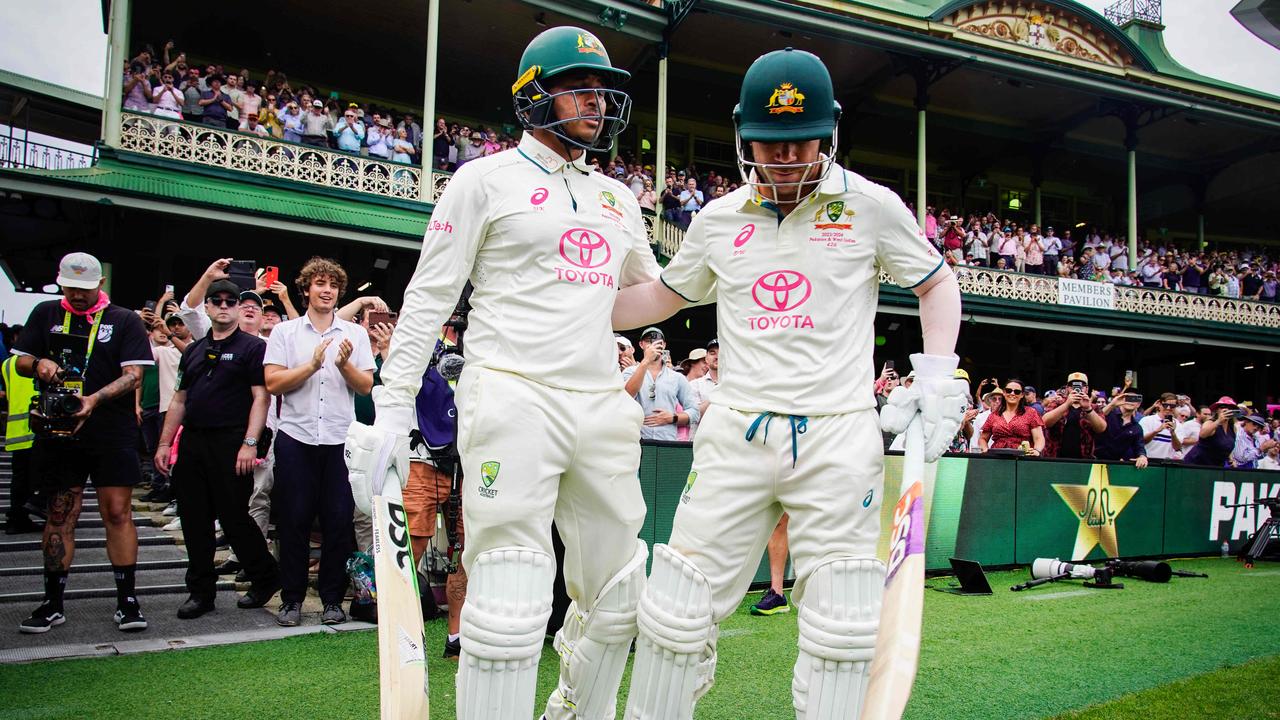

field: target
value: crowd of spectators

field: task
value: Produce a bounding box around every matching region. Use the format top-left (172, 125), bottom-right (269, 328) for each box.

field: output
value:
top-left (912, 206), bottom-right (1280, 302)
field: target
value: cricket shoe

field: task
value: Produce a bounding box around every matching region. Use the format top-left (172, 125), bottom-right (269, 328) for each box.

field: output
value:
top-left (18, 604), bottom-right (65, 634)
top-left (443, 636), bottom-right (461, 660)
top-left (115, 600), bottom-right (148, 632)
top-left (751, 588), bottom-right (790, 616)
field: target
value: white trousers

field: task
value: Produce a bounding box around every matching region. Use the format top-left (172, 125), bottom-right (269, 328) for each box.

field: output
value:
top-left (669, 405), bottom-right (884, 620)
top-left (456, 367), bottom-right (647, 610)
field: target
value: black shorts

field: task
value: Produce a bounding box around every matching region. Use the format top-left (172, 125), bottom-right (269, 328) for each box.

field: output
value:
top-left (32, 440), bottom-right (142, 491)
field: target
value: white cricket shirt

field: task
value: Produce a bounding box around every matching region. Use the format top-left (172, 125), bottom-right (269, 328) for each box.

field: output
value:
top-left (661, 164), bottom-right (945, 416)
top-left (379, 133), bottom-right (660, 409)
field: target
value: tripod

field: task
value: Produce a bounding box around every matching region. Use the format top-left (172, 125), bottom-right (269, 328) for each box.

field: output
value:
top-left (1225, 498), bottom-right (1280, 568)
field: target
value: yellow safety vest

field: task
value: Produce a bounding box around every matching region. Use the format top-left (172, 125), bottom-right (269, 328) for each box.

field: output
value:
top-left (2, 355), bottom-right (36, 450)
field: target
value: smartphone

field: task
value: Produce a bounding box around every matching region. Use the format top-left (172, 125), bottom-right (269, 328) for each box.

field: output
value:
top-left (1070, 380), bottom-right (1084, 393)
top-left (367, 311), bottom-right (398, 326)
top-left (227, 260), bottom-right (257, 291)
top-left (662, 350), bottom-right (672, 366)
top-left (1124, 369), bottom-right (1136, 386)
top-left (164, 284), bottom-right (174, 294)
top-left (885, 360), bottom-right (895, 371)
top-left (262, 266), bottom-right (279, 288)
top-left (144, 300), bottom-right (157, 311)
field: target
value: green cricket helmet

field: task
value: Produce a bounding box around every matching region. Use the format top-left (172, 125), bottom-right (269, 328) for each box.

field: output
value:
top-left (512, 26), bottom-right (632, 152)
top-left (733, 48), bottom-right (841, 205)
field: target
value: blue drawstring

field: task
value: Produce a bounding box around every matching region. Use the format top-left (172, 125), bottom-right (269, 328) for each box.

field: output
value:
top-left (745, 412), bottom-right (809, 468)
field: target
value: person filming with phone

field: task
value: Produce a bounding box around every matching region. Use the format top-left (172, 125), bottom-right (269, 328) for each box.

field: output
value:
top-left (621, 327), bottom-right (700, 441)
top-left (1093, 384), bottom-right (1150, 468)
top-left (1040, 371), bottom-right (1106, 459)
top-left (1183, 397), bottom-right (1246, 467)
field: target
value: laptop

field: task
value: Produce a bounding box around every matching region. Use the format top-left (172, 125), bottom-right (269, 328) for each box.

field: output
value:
top-left (932, 558), bottom-right (994, 596)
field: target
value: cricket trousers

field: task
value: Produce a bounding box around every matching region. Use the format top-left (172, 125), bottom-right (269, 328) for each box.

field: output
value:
top-left (173, 427), bottom-right (278, 599)
top-left (272, 431), bottom-right (355, 605)
top-left (670, 405), bottom-right (885, 620)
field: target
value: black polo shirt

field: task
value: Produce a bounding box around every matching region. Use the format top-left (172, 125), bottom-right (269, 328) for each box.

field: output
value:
top-left (178, 328), bottom-right (266, 429)
top-left (1093, 409), bottom-right (1146, 462)
top-left (14, 300), bottom-right (153, 447)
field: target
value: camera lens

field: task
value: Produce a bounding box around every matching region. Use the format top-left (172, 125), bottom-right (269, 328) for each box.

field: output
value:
top-left (55, 393), bottom-right (83, 416)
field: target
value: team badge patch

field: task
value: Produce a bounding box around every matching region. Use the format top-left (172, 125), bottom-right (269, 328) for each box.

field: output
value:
top-left (680, 471), bottom-right (697, 503)
top-left (97, 324), bottom-right (114, 343)
top-left (480, 461), bottom-right (500, 488)
top-left (577, 33), bottom-right (605, 56)
top-left (766, 83), bottom-right (805, 114)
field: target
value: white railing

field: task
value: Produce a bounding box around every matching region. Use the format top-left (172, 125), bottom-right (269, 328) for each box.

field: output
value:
top-left (119, 111), bottom-right (426, 202)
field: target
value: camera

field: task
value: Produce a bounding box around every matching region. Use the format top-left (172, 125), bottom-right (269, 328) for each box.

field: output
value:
top-left (1070, 380), bottom-right (1084, 393)
top-left (32, 386), bottom-right (83, 436)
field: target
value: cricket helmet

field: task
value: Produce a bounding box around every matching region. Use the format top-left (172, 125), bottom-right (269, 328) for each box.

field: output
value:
top-left (512, 26), bottom-right (632, 152)
top-left (733, 48), bottom-right (841, 205)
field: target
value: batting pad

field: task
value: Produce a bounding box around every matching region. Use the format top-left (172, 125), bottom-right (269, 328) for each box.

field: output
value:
top-left (544, 539), bottom-right (648, 720)
top-left (456, 546), bottom-right (555, 720)
top-left (793, 557), bottom-right (885, 720)
top-left (624, 544), bottom-right (717, 720)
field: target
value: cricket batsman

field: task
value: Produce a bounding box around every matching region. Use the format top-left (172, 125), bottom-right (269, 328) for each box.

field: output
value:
top-left (613, 48), bottom-right (968, 719)
top-left (345, 26), bottom-right (661, 720)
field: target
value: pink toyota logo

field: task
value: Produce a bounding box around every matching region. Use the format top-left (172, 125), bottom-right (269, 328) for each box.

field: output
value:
top-left (559, 228), bottom-right (612, 269)
top-left (751, 270), bottom-right (812, 312)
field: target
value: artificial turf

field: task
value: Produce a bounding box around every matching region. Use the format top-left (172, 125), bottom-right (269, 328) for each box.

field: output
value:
top-left (0, 557), bottom-right (1276, 719)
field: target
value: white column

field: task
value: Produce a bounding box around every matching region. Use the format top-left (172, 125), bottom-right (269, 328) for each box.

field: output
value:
top-left (419, 0), bottom-right (441, 203)
top-left (916, 108), bottom-right (926, 227)
top-left (1127, 148), bottom-right (1138, 267)
top-left (654, 56), bottom-right (669, 242)
top-left (101, 0), bottom-right (130, 148)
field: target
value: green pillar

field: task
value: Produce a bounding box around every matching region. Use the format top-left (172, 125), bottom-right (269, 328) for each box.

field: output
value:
top-left (1127, 148), bottom-right (1138, 268)
top-left (1197, 213), bottom-right (1206, 251)
top-left (654, 56), bottom-right (669, 239)
top-left (1034, 185), bottom-right (1042, 227)
top-left (101, 0), bottom-right (131, 148)
top-left (916, 108), bottom-right (926, 227)
top-left (419, 0), bottom-right (441, 202)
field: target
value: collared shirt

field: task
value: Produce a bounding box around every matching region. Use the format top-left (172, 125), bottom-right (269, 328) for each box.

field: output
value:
top-left (1232, 428), bottom-right (1263, 468)
top-left (687, 373), bottom-right (717, 438)
top-left (1139, 414), bottom-right (1179, 459)
top-left (377, 132), bottom-right (661, 412)
top-left (1094, 410), bottom-right (1145, 461)
top-left (264, 314), bottom-right (375, 445)
top-left (660, 162), bottom-right (944, 416)
top-left (178, 329), bottom-right (266, 429)
top-left (154, 343), bottom-right (182, 413)
top-left (621, 364), bottom-right (700, 441)
top-left (333, 119), bottom-right (365, 152)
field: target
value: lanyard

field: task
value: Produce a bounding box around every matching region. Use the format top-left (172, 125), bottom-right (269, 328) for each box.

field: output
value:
top-left (61, 308), bottom-right (106, 372)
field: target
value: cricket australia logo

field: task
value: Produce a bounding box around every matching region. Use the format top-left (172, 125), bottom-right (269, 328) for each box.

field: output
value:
top-left (478, 461), bottom-right (500, 498)
top-left (748, 270), bottom-right (814, 331)
top-left (766, 83), bottom-right (805, 114)
top-left (577, 33), bottom-right (606, 56)
top-left (556, 228), bottom-right (615, 288)
top-left (680, 471), bottom-right (697, 504)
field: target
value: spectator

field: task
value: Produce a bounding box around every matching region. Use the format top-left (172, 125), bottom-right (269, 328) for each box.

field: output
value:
top-left (399, 113), bottom-right (423, 150)
top-left (263, 257), bottom-right (374, 627)
top-left (238, 81), bottom-right (263, 129)
top-left (279, 102), bottom-right (304, 143)
top-left (333, 107), bottom-right (366, 153)
top-left (621, 328), bottom-right (700, 441)
top-left (221, 74), bottom-right (243, 130)
top-left (123, 62), bottom-right (153, 112)
top-left (626, 164), bottom-right (647, 199)
top-left (482, 129), bottom-right (501, 156)
top-left (1241, 264), bottom-right (1264, 300)
top-left (685, 341), bottom-right (718, 441)
top-left (969, 388), bottom-right (1002, 452)
top-left (1261, 270), bottom-right (1278, 302)
top-left (432, 118), bottom-right (451, 168)
top-left (154, 279), bottom-right (280, 619)
top-left (1042, 227), bottom-right (1061, 275)
top-left (151, 72), bottom-right (183, 120)
top-left (1093, 388), bottom-right (1150, 467)
top-left (1139, 392), bottom-right (1185, 461)
top-left (924, 206), bottom-right (938, 247)
top-left (965, 220), bottom-right (989, 267)
top-left (1024, 385), bottom-right (1044, 415)
top-left (638, 178), bottom-right (656, 212)
top-left (197, 75), bottom-right (234, 128)
top-left (677, 178), bottom-right (704, 229)
top-left (978, 378), bottom-right (1045, 454)
top-left (13, 252), bottom-right (153, 634)
top-left (1232, 414), bottom-right (1274, 469)
top-left (1041, 373), bottom-right (1105, 459)
top-left (301, 100), bottom-right (333, 147)
top-left (994, 229), bottom-right (1018, 269)
top-left (1257, 443), bottom-right (1280, 470)
top-left (180, 67), bottom-right (203, 122)
top-left (367, 118), bottom-right (392, 160)
top-left (391, 128), bottom-right (416, 165)
top-left (241, 113), bottom-right (269, 138)
top-left (615, 334), bottom-right (635, 372)
top-left (875, 363), bottom-right (901, 450)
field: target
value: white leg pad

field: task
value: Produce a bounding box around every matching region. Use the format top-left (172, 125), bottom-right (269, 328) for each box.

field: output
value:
top-left (456, 546), bottom-right (556, 720)
top-left (624, 544), bottom-right (717, 720)
top-left (792, 557), bottom-right (885, 720)
top-left (543, 539), bottom-right (648, 720)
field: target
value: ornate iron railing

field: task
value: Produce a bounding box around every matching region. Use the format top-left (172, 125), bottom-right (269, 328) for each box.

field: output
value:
top-left (1, 137), bottom-right (96, 171)
top-left (1104, 0), bottom-right (1162, 26)
top-left (119, 111), bottom-right (425, 202)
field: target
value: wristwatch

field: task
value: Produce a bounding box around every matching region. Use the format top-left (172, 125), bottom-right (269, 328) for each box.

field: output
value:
top-left (243, 437), bottom-right (258, 447)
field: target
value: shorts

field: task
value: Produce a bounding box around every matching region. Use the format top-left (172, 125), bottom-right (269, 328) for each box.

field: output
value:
top-left (33, 440), bottom-right (142, 491)
top-left (403, 461), bottom-right (463, 542)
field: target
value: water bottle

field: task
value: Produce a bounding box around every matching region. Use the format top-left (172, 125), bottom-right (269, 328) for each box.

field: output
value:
top-left (1221, 541), bottom-right (1230, 558)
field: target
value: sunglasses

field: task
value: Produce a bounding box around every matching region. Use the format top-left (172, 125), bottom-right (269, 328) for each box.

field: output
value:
top-left (1004, 388), bottom-right (1023, 395)
top-left (1161, 403), bottom-right (1177, 409)
top-left (208, 296), bottom-right (239, 307)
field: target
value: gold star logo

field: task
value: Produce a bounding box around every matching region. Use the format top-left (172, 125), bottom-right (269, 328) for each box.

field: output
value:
top-left (1052, 464), bottom-right (1139, 560)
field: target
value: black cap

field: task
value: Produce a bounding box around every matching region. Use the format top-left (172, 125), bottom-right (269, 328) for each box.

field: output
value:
top-left (261, 303), bottom-right (283, 317)
top-left (707, 338), bottom-right (719, 349)
top-left (239, 290), bottom-right (264, 307)
top-left (640, 327), bottom-right (665, 343)
top-left (163, 312), bottom-right (184, 326)
top-left (206, 279), bottom-right (241, 299)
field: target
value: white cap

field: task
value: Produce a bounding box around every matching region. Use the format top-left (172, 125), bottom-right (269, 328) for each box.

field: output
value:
top-left (56, 252), bottom-right (103, 289)
top-left (615, 334), bottom-right (632, 348)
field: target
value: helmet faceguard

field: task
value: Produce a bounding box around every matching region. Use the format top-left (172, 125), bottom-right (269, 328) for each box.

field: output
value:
top-left (734, 126), bottom-right (838, 208)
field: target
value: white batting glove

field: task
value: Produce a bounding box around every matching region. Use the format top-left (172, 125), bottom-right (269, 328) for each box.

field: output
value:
top-left (344, 391), bottom-right (413, 516)
top-left (878, 353), bottom-right (969, 462)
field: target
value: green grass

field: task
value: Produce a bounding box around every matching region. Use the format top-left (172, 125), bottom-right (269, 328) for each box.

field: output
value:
top-left (0, 558), bottom-right (1277, 719)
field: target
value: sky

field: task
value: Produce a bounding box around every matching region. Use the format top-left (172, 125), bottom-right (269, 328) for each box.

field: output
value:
top-left (0, 0), bottom-right (1278, 101)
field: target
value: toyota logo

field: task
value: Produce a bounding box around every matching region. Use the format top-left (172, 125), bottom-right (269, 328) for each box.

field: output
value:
top-left (751, 270), bottom-right (812, 312)
top-left (558, 228), bottom-right (612, 269)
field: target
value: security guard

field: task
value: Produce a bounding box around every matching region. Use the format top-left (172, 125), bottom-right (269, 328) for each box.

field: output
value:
top-left (345, 26), bottom-right (659, 720)
top-left (154, 279), bottom-right (280, 618)
top-left (2, 354), bottom-right (39, 534)
top-left (612, 49), bottom-right (968, 719)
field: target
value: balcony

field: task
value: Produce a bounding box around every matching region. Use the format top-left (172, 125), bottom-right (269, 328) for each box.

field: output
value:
top-left (1, 137), bottom-right (96, 171)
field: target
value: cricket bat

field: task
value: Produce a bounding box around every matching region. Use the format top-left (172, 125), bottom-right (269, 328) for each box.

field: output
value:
top-left (862, 416), bottom-right (928, 720)
top-left (371, 462), bottom-right (429, 719)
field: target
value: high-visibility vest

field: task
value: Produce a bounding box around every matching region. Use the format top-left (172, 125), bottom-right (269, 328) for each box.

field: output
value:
top-left (2, 355), bottom-right (35, 450)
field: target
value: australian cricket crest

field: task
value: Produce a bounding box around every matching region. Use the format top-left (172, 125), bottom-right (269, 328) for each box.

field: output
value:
top-left (478, 461), bottom-right (500, 498)
top-left (680, 471), bottom-right (697, 504)
top-left (766, 83), bottom-right (805, 114)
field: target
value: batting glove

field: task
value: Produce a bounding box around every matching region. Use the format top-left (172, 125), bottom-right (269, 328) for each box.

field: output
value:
top-left (878, 353), bottom-right (969, 462)
top-left (344, 392), bottom-right (413, 516)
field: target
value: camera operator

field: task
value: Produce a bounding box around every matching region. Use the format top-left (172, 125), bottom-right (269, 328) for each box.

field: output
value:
top-left (1041, 372), bottom-right (1105, 459)
top-left (12, 253), bottom-right (154, 634)
top-left (1093, 386), bottom-right (1149, 468)
top-left (621, 327), bottom-right (700, 441)
top-left (154, 279), bottom-right (280, 618)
